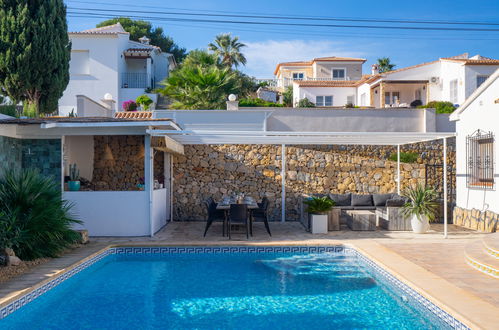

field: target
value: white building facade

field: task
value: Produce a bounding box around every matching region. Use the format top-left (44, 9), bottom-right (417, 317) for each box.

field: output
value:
top-left (58, 23), bottom-right (175, 116)
top-left (277, 54), bottom-right (499, 108)
top-left (451, 69), bottom-right (499, 215)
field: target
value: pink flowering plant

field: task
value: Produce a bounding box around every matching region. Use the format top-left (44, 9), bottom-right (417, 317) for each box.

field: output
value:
top-left (122, 100), bottom-right (138, 111)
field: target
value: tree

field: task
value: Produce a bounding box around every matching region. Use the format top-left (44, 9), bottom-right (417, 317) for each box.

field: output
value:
top-left (0, 0), bottom-right (71, 116)
top-left (377, 57), bottom-right (396, 73)
top-left (160, 51), bottom-right (240, 109)
top-left (208, 33), bottom-right (247, 68)
top-left (96, 18), bottom-right (187, 63)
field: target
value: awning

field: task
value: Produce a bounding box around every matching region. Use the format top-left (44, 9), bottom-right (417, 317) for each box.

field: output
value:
top-left (147, 130), bottom-right (456, 146)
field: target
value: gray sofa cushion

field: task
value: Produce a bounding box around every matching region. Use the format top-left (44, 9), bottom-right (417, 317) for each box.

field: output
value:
top-left (329, 193), bottom-right (351, 206)
top-left (351, 194), bottom-right (373, 206)
top-left (372, 193), bottom-right (394, 207)
top-left (385, 197), bottom-right (407, 207)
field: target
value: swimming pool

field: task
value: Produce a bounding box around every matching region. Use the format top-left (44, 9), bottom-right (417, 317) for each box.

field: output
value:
top-left (0, 246), bottom-right (468, 329)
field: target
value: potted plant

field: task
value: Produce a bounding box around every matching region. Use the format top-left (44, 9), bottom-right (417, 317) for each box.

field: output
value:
top-left (137, 177), bottom-right (145, 190)
top-left (304, 196), bottom-right (335, 234)
top-left (68, 164), bottom-right (80, 191)
top-left (122, 100), bottom-right (138, 112)
top-left (401, 184), bottom-right (439, 233)
top-left (136, 94), bottom-right (153, 111)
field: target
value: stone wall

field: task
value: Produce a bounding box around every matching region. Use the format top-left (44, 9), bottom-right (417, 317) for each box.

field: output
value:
top-left (453, 206), bottom-right (498, 232)
top-left (0, 136), bottom-right (61, 183)
top-left (92, 135), bottom-right (164, 191)
top-left (173, 140), bottom-right (455, 221)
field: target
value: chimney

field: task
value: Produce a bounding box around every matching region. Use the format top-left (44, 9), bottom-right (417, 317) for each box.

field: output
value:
top-left (139, 36), bottom-right (150, 45)
top-left (371, 64), bottom-right (379, 75)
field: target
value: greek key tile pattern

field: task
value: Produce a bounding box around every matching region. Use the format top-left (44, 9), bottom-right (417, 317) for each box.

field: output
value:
top-left (0, 246), bottom-right (469, 329)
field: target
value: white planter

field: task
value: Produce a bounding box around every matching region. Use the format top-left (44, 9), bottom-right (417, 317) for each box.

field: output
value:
top-left (411, 214), bottom-right (430, 233)
top-left (311, 214), bottom-right (328, 234)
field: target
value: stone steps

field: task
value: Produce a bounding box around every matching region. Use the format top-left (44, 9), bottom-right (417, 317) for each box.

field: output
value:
top-left (464, 235), bottom-right (499, 278)
top-left (482, 233), bottom-right (499, 258)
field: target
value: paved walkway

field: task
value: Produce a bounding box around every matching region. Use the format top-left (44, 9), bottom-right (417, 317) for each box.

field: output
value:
top-left (1, 222), bottom-right (498, 328)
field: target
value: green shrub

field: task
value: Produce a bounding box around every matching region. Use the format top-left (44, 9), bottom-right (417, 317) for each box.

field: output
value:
top-left (239, 98), bottom-right (283, 107)
top-left (388, 152), bottom-right (419, 163)
top-left (0, 105), bottom-right (18, 117)
top-left (417, 101), bottom-right (456, 114)
top-left (136, 94), bottom-right (153, 110)
top-left (304, 196), bottom-right (335, 214)
top-left (0, 169), bottom-right (82, 260)
top-left (282, 86), bottom-right (293, 107)
top-left (297, 98), bottom-right (316, 108)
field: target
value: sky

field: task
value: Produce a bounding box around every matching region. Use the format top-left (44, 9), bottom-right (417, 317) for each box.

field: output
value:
top-left (65, 0), bottom-right (499, 77)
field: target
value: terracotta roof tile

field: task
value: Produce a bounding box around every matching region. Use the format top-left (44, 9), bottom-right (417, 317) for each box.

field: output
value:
top-left (114, 111), bottom-right (153, 119)
top-left (440, 58), bottom-right (499, 65)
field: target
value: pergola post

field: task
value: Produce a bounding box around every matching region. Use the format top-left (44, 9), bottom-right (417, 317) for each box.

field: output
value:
top-left (443, 137), bottom-right (448, 238)
top-left (144, 135), bottom-right (154, 237)
top-left (397, 144), bottom-right (401, 195)
top-left (281, 144), bottom-right (286, 223)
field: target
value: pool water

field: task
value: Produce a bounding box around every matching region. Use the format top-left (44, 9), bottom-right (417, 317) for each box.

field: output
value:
top-left (2, 250), bottom-right (450, 329)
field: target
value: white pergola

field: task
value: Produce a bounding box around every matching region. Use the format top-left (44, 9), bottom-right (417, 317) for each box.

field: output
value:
top-left (149, 129), bottom-right (456, 238)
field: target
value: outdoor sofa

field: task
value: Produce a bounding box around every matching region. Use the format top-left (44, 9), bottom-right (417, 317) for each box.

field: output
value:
top-left (301, 193), bottom-right (410, 231)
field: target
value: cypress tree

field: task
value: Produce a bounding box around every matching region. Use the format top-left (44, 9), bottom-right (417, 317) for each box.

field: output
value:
top-left (0, 0), bottom-right (70, 116)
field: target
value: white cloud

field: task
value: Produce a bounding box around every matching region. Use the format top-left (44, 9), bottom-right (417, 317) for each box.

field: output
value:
top-left (242, 40), bottom-right (367, 77)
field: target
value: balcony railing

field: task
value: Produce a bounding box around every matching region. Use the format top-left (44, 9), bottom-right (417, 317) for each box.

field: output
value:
top-left (121, 72), bottom-right (152, 89)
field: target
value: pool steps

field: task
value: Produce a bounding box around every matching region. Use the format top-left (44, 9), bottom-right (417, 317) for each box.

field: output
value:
top-left (464, 233), bottom-right (499, 278)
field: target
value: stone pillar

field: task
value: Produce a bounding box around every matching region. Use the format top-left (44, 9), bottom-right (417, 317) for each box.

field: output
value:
top-left (380, 82), bottom-right (386, 108)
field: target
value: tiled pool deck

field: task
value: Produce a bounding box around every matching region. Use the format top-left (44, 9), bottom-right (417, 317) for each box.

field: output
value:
top-left (1, 222), bottom-right (498, 329)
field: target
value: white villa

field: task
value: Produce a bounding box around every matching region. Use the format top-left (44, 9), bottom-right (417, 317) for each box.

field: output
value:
top-left (451, 68), bottom-right (498, 227)
top-left (58, 23), bottom-right (176, 116)
top-left (273, 54), bottom-right (499, 108)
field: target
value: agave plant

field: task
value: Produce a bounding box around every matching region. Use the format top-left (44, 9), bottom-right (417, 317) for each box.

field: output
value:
top-left (401, 184), bottom-right (439, 222)
top-left (0, 169), bottom-right (82, 260)
top-left (304, 196), bottom-right (335, 214)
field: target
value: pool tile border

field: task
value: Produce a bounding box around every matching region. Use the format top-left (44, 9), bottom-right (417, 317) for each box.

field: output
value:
top-left (0, 245), bottom-right (469, 329)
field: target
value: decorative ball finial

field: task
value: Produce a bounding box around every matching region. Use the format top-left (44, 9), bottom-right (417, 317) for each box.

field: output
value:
top-left (228, 94), bottom-right (237, 102)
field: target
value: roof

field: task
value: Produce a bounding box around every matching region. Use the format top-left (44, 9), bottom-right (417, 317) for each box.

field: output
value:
top-left (274, 56), bottom-right (366, 75)
top-left (440, 58), bottom-right (499, 65)
top-left (0, 116), bottom-right (167, 125)
top-left (149, 129), bottom-right (455, 146)
top-left (450, 68), bottom-right (499, 121)
top-left (69, 23), bottom-right (129, 36)
top-left (115, 111), bottom-right (153, 119)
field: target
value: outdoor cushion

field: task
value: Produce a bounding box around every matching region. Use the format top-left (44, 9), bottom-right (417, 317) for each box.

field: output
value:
top-left (372, 193), bottom-right (394, 207)
top-left (385, 198), bottom-right (406, 207)
top-left (351, 194), bottom-right (373, 206)
top-left (329, 193), bottom-right (351, 206)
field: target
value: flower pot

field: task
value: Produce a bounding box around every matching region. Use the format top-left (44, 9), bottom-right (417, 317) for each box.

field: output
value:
top-left (68, 181), bottom-right (80, 191)
top-left (310, 214), bottom-right (328, 234)
top-left (411, 214), bottom-right (430, 233)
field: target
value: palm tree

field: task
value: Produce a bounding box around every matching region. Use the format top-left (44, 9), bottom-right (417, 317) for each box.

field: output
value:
top-left (208, 33), bottom-right (247, 68)
top-left (377, 57), bottom-right (396, 73)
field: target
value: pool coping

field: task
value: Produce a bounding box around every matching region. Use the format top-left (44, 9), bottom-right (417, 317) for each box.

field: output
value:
top-left (1, 241), bottom-right (498, 329)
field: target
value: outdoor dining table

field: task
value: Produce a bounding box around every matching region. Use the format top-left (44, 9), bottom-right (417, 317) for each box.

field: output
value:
top-left (216, 202), bottom-right (259, 236)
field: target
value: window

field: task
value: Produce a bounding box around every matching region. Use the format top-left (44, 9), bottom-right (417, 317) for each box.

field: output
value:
top-left (292, 73), bottom-right (304, 80)
top-left (384, 91), bottom-right (400, 105)
top-left (69, 50), bottom-right (90, 75)
top-left (477, 75), bottom-right (489, 88)
top-left (332, 69), bottom-right (345, 80)
top-left (449, 79), bottom-right (458, 103)
top-left (467, 130), bottom-right (494, 189)
top-left (315, 95), bottom-right (333, 106)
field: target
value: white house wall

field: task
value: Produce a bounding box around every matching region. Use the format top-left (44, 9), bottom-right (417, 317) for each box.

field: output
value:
top-left (59, 35), bottom-right (122, 116)
top-left (455, 77), bottom-right (499, 213)
top-left (464, 65), bottom-right (498, 100)
top-left (295, 86), bottom-right (357, 107)
top-left (64, 135), bottom-right (94, 181)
